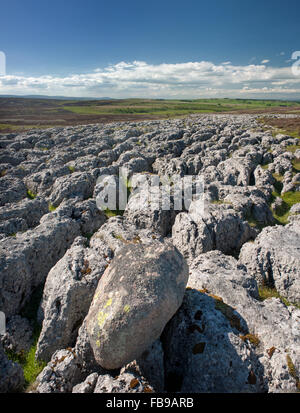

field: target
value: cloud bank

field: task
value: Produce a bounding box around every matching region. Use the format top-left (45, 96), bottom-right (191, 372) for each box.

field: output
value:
top-left (1, 60), bottom-right (300, 99)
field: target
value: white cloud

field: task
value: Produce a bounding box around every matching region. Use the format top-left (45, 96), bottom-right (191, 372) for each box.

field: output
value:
top-left (0, 60), bottom-right (300, 99)
top-left (261, 59), bottom-right (270, 64)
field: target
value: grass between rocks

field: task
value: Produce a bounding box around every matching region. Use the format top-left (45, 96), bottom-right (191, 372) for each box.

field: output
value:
top-left (5, 286), bottom-right (46, 391)
top-left (26, 189), bottom-right (37, 200)
top-left (258, 286), bottom-right (300, 309)
top-left (270, 174), bottom-right (300, 225)
top-left (48, 203), bottom-right (57, 212)
top-left (260, 150), bottom-right (300, 225)
top-left (245, 214), bottom-right (268, 231)
top-left (104, 208), bottom-right (124, 218)
top-left (286, 354), bottom-right (300, 390)
top-left (5, 335), bottom-right (46, 391)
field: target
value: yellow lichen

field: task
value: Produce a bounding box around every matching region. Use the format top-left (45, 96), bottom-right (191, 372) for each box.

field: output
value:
top-left (96, 340), bottom-right (100, 347)
top-left (104, 298), bottom-right (112, 308)
top-left (93, 291), bottom-right (100, 301)
top-left (123, 305), bottom-right (130, 313)
top-left (97, 311), bottom-right (108, 327)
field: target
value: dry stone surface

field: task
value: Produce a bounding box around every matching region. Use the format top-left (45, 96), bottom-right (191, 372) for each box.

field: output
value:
top-left (1, 114), bottom-right (299, 393)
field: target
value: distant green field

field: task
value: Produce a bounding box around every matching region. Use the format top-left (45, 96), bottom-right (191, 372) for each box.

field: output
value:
top-left (62, 98), bottom-right (300, 117)
top-left (1, 97), bottom-right (300, 134)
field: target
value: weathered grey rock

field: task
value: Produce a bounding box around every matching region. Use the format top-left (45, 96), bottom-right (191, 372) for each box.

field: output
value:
top-left (72, 373), bottom-right (99, 393)
top-left (73, 318), bottom-right (101, 374)
top-left (124, 175), bottom-right (177, 236)
top-left (35, 348), bottom-right (84, 393)
top-left (253, 165), bottom-right (274, 189)
top-left (0, 342), bottom-right (24, 393)
top-left (0, 200), bottom-right (106, 318)
top-left (90, 215), bottom-right (163, 259)
top-left (0, 177), bottom-right (27, 206)
top-left (289, 203), bottom-right (300, 216)
top-left (182, 251), bottom-right (300, 392)
top-left (0, 210), bottom-right (81, 318)
top-left (0, 197), bottom-right (48, 236)
top-left (239, 222), bottom-right (300, 304)
top-left (86, 241), bottom-right (188, 370)
top-left (172, 201), bottom-right (256, 263)
top-left (1, 315), bottom-right (33, 355)
top-left (217, 157), bottom-right (256, 187)
top-left (162, 289), bottom-right (264, 393)
top-left (1, 113), bottom-right (299, 393)
top-left (36, 236), bottom-right (108, 361)
top-left (24, 166), bottom-right (71, 196)
top-left (134, 339), bottom-right (165, 392)
top-left (93, 370), bottom-right (154, 393)
top-left (188, 250), bottom-right (259, 299)
top-left (49, 172), bottom-right (96, 207)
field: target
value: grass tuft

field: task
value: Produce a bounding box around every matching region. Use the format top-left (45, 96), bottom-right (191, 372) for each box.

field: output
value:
top-left (48, 203), bottom-right (57, 212)
top-left (26, 189), bottom-right (37, 200)
top-left (258, 286), bottom-right (300, 309)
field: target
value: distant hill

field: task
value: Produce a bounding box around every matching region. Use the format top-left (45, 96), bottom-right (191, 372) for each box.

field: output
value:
top-left (0, 94), bottom-right (114, 100)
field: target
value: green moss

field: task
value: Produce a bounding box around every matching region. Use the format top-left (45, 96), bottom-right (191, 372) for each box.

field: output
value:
top-left (246, 216), bottom-right (267, 231)
top-left (68, 165), bottom-right (76, 173)
top-left (104, 207), bottom-right (125, 218)
top-left (5, 285), bottom-right (47, 391)
top-left (7, 286), bottom-right (46, 390)
top-left (245, 209), bottom-right (269, 231)
top-left (23, 342), bottom-right (45, 387)
top-left (282, 191), bottom-right (300, 207)
top-left (293, 158), bottom-right (300, 173)
top-left (26, 189), bottom-right (37, 200)
top-left (48, 203), bottom-right (57, 212)
top-left (267, 172), bottom-right (300, 225)
top-left (258, 286), bottom-right (300, 309)
top-left (286, 145), bottom-right (300, 154)
top-left (5, 335), bottom-right (46, 390)
top-left (111, 232), bottom-right (126, 242)
top-left (83, 231), bottom-right (94, 241)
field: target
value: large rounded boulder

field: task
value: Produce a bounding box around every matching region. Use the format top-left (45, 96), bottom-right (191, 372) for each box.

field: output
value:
top-left (86, 241), bottom-right (188, 370)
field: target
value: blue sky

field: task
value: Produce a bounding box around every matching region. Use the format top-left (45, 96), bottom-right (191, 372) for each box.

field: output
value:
top-left (0, 0), bottom-right (300, 98)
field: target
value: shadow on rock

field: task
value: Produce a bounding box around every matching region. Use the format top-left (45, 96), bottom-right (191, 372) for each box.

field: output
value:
top-left (161, 289), bottom-right (267, 393)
